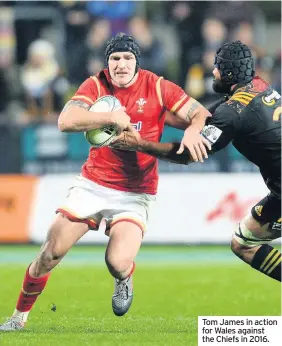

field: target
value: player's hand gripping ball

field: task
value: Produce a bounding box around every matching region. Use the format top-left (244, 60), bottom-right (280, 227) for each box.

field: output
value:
top-left (84, 96), bottom-right (121, 148)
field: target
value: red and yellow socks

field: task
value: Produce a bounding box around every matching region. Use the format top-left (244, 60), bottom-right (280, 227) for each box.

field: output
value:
top-left (13, 266), bottom-right (50, 321)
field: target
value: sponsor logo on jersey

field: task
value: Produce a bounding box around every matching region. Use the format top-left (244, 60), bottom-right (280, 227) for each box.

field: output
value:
top-left (136, 98), bottom-right (147, 113)
top-left (262, 90), bottom-right (281, 106)
top-left (132, 121), bottom-right (142, 131)
top-left (201, 125), bottom-right (222, 144)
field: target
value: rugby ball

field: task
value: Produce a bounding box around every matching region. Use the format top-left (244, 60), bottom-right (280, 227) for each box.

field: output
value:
top-left (84, 95), bottom-right (122, 148)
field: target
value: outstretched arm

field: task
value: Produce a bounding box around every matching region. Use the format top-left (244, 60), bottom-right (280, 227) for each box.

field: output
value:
top-left (164, 110), bottom-right (189, 130)
top-left (111, 100), bottom-right (209, 164)
top-left (111, 130), bottom-right (193, 165)
top-left (136, 140), bottom-right (192, 165)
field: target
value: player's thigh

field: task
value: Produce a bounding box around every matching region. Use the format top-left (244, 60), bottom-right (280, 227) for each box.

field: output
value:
top-left (234, 193), bottom-right (281, 247)
top-left (103, 189), bottom-right (155, 262)
top-left (57, 175), bottom-right (105, 231)
top-left (104, 194), bottom-right (155, 253)
top-left (41, 213), bottom-right (89, 257)
top-left (103, 189), bottom-right (156, 236)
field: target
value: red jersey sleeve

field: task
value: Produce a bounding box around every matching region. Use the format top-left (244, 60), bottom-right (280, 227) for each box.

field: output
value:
top-left (71, 76), bottom-right (100, 106)
top-left (160, 78), bottom-right (190, 113)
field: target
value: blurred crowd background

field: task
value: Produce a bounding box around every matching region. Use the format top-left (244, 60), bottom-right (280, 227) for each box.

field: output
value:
top-left (0, 0), bottom-right (281, 175)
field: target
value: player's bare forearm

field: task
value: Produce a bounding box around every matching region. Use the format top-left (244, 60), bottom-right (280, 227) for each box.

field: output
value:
top-left (176, 98), bottom-right (211, 132)
top-left (164, 110), bottom-right (189, 130)
top-left (165, 98), bottom-right (226, 131)
top-left (112, 132), bottom-right (192, 164)
top-left (189, 104), bottom-right (211, 132)
top-left (58, 100), bottom-right (114, 132)
top-left (137, 139), bottom-right (192, 165)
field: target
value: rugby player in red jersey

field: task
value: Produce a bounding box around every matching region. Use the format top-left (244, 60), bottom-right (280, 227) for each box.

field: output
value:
top-left (0, 33), bottom-right (211, 331)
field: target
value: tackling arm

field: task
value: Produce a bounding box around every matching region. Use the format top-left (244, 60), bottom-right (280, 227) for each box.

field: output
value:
top-left (135, 140), bottom-right (192, 165)
top-left (166, 96), bottom-right (230, 161)
top-left (164, 110), bottom-right (189, 130)
top-left (112, 98), bottom-right (233, 164)
top-left (111, 131), bottom-right (193, 165)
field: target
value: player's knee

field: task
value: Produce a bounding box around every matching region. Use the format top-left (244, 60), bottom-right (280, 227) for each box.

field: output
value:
top-left (39, 247), bottom-right (64, 268)
top-left (230, 237), bottom-right (244, 257)
top-left (105, 255), bottom-right (132, 277)
top-left (231, 220), bottom-right (262, 261)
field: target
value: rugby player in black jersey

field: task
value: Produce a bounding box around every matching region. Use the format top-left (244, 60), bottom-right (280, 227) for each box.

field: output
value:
top-left (112, 41), bottom-right (281, 282)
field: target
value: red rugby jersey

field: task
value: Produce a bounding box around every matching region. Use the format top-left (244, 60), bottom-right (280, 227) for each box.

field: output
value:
top-left (71, 69), bottom-right (189, 194)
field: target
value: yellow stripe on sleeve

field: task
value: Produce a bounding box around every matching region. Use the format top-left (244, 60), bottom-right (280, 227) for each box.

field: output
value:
top-left (91, 76), bottom-right (101, 98)
top-left (231, 96), bottom-right (252, 105)
top-left (234, 92), bottom-right (254, 100)
top-left (231, 92), bottom-right (255, 105)
top-left (156, 77), bottom-right (163, 107)
top-left (72, 95), bottom-right (94, 104)
top-left (170, 97), bottom-right (188, 113)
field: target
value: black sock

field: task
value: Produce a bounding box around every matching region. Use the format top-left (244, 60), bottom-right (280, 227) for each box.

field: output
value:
top-left (251, 244), bottom-right (281, 282)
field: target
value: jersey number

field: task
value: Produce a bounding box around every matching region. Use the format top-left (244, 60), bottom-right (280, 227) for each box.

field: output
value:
top-left (273, 106), bottom-right (282, 121)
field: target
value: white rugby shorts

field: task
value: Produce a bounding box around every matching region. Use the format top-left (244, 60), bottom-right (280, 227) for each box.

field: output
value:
top-left (56, 175), bottom-right (156, 234)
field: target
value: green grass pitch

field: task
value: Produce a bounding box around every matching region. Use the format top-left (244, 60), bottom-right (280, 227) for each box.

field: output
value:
top-left (0, 245), bottom-right (280, 345)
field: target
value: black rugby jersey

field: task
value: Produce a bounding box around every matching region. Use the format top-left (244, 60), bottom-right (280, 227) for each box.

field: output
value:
top-left (202, 76), bottom-right (281, 197)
